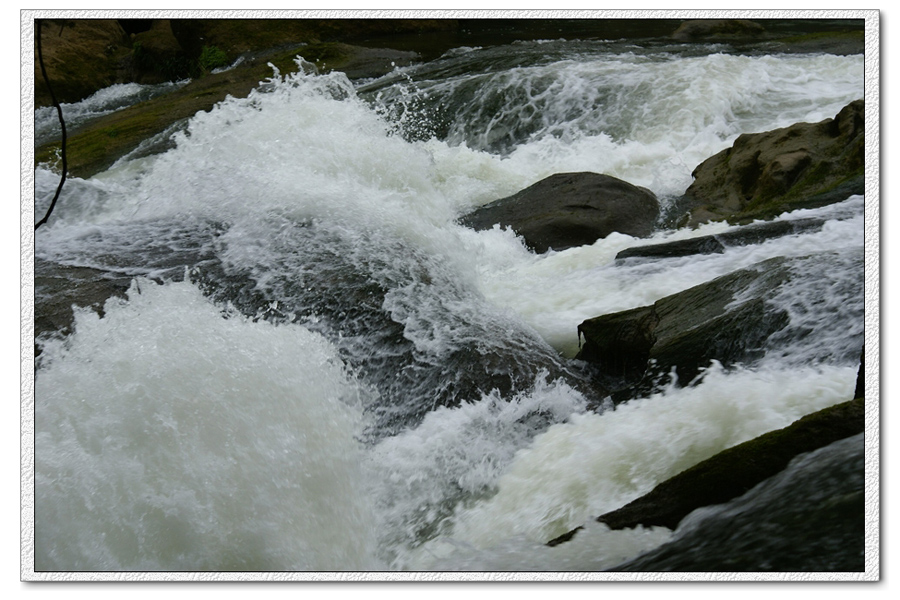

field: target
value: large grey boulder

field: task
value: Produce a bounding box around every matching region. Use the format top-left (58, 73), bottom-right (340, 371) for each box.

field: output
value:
top-left (459, 172), bottom-right (660, 253)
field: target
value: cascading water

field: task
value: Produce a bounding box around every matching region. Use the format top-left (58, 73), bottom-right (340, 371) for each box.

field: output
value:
top-left (32, 34), bottom-right (865, 573)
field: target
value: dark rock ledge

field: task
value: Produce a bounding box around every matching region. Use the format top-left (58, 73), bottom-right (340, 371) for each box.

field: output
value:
top-left (548, 396), bottom-right (864, 547)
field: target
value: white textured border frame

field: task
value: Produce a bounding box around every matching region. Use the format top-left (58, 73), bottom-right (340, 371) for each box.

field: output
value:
top-left (19, 8), bottom-right (881, 584)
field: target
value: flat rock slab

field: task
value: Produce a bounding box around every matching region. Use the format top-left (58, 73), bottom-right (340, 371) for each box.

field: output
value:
top-left (615, 217), bottom-right (825, 262)
top-left (459, 172), bottom-right (659, 253)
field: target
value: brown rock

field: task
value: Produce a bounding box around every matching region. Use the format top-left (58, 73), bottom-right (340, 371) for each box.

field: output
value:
top-left (680, 100), bottom-right (865, 226)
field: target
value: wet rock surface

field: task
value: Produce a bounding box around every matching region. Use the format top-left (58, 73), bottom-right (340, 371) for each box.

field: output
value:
top-left (608, 433), bottom-right (865, 572)
top-left (34, 258), bottom-right (134, 356)
top-left (595, 397), bottom-right (864, 532)
top-left (576, 257), bottom-right (794, 395)
top-left (615, 217), bottom-right (825, 262)
top-left (460, 172), bottom-right (660, 253)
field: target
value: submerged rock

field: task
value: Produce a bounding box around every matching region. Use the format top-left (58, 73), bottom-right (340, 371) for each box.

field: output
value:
top-left (34, 258), bottom-right (133, 356)
top-left (459, 172), bottom-right (659, 253)
top-left (678, 100), bottom-right (864, 226)
top-left (576, 257), bottom-right (793, 394)
top-left (608, 432), bottom-right (865, 571)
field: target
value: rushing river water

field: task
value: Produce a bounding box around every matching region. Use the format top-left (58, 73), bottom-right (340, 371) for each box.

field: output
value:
top-left (32, 28), bottom-right (866, 573)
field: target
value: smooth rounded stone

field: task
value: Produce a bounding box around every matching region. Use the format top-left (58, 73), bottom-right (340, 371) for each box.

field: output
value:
top-left (459, 172), bottom-right (660, 253)
top-left (678, 100), bottom-right (865, 226)
top-left (608, 433), bottom-right (865, 572)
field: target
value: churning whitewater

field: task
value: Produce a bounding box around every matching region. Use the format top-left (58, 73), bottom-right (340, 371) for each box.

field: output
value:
top-left (34, 39), bottom-right (864, 572)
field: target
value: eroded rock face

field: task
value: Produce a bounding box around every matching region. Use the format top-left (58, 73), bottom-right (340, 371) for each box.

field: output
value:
top-left (459, 172), bottom-right (660, 253)
top-left (679, 100), bottom-right (865, 226)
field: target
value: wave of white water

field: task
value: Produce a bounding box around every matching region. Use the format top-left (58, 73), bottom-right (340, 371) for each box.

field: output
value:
top-left (35, 280), bottom-right (381, 571)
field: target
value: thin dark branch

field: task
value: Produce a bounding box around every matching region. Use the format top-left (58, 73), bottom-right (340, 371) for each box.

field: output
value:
top-left (35, 19), bottom-right (67, 231)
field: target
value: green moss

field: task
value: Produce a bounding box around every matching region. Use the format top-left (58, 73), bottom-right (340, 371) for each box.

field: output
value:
top-left (198, 45), bottom-right (229, 73)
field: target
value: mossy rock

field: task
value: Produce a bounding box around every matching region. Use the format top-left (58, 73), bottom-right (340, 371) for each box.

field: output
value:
top-left (34, 45), bottom-right (311, 178)
top-left (768, 29), bottom-right (865, 55)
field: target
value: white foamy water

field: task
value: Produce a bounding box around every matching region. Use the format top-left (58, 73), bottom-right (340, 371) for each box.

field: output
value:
top-left (35, 280), bottom-right (380, 571)
top-left (473, 196), bottom-right (864, 357)
top-left (32, 37), bottom-right (866, 573)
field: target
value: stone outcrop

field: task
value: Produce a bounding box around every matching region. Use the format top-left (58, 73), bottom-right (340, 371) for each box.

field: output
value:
top-left (576, 257), bottom-right (793, 394)
top-left (34, 18), bottom-right (458, 108)
top-left (459, 172), bottom-right (660, 253)
top-left (34, 19), bottom-right (132, 107)
top-left (677, 100), bottom-right (864, 227)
